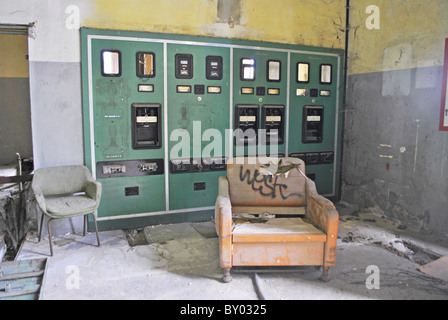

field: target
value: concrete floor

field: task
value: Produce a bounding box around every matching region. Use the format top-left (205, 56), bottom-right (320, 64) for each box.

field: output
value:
top-left (16, 206), bottom-right (448, 300)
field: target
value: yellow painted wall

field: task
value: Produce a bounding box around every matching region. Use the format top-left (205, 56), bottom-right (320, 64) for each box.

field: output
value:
top-left (348, 0), bottom-right (448, 75)
top-left (0, 34), bottom-right (29, 78)
top-left (83, 0), bottom-right (346, 49)
top-left (84, 0), bottom-right (217, 35)
top-left (242, 0), bottom-right (345, 48)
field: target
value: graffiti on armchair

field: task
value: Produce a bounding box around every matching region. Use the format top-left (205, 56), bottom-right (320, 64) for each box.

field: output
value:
top-left (239, 166), bottom-right (303, 200)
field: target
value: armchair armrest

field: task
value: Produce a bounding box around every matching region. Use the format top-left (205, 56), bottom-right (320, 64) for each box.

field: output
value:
top-left (305, 179), bottom-right (339, 268)
top-left (217, 175), bottom-right (229, 197)
top-left (85, 179), bottom-right (102, 204)
top-left (215, 176), bottom-right (233, 270)
top-left (215, 176), bottom-right (231, 234)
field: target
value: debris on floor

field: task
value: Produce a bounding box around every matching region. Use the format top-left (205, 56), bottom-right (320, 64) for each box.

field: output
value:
top-left (125, 221), bottom-right (218, 247)
top-left (190, 221), bottom-right (218, 239)
top-left (419, 256), bottom-right (448, 283)
top-left (0, 159), bottom-right (36, 262)
top-left (124, 228), bottom-right (148, 247)
top-left (337, 204), bottom-right (448, 267)
top-left (145, 223), bottom-right (202, 244)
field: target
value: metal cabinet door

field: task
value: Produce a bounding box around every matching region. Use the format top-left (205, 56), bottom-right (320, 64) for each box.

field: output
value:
top-left (167, 43), bottom-right (231, 211)
top-left (233, 48), bottom-right (288, 158)
top-left (85, 37), bottom-right (166, 227)
top-left (288, 53), bottom-right (341, 197)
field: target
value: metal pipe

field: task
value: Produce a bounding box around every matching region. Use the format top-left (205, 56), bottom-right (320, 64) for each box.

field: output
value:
top-left (337, 0), bottom-right (350, 202)
top-left (16, 153), bottom-right (22, 193)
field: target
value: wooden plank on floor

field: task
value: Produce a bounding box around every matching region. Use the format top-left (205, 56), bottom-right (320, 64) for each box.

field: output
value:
top-left (0, 284), bottom-right (40, 299)
top-left (0, 258), bottom-right (47, 300)
top-left (0, 270), bottom-right (45, 281)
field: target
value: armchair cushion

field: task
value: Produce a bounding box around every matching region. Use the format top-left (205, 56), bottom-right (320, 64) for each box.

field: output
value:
top-left (233, 218), bottom-right (326, 243)
top-left (45, 195), bottom-right (98, 217)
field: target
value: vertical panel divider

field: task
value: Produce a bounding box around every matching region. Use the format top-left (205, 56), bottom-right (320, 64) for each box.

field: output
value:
top-left (333, 56), bottom-right (342, 195)
top-left (285, 52), bottom-right (291, 157)
top-left (87, 35), bottom-right (96, 178)
top-left (229, 47), bottom-right (234, 160)
top-left (163, 42), bottom-right (170, 211)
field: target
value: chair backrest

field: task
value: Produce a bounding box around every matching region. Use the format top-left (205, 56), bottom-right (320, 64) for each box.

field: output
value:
top-left (227, 157), bottom-right (307, 208)
top-left (32, 165), bottom-right (93, 196)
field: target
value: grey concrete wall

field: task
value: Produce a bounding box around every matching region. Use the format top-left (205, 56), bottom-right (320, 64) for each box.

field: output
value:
top-left (342, 66), bottom-right (448, 243)
top-left (0, 77), bottom-right (33, 165)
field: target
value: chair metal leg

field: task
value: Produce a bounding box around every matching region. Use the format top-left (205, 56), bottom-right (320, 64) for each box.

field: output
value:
top-left (45, 214), bottom-right (99, 256)
top-left (47, 218), bottom-right (54, 257)
top-left (38, 212), bottom-right (45, 242)
top-left (92, 214), bottom-right (100, 247)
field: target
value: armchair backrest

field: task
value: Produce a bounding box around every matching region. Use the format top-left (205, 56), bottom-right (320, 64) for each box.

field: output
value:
top-left (32, 165), bottom-right (93, 196)
top-left (227, 157), bottom-right (307, 208)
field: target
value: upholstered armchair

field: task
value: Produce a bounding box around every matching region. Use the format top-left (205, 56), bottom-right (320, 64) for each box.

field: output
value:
top-left (215, 157), bottom-right (339, 283)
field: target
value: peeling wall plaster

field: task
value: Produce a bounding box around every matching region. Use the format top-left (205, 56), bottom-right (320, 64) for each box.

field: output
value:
top-left (343, 0), bottom-right (448, 242)
top-left (85, 0), bottom-right (346, 49)
top-left (348, 0), bottom-right (448, 75)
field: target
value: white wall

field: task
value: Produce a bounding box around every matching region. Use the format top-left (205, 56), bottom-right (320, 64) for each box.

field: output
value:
top-left (0, 0), bottom-right (95, 169)
top-left (0, 0), bottom-right (97, 235)
top-left (0, 0), bottom-right (94, 63)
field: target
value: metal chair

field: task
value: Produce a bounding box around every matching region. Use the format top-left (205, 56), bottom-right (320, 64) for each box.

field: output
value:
top-left (32, 165), bottom-right (101, 256)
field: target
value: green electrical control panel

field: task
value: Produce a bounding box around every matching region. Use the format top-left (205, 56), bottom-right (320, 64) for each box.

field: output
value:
top-left (81, 28), bottom-right (344, 231)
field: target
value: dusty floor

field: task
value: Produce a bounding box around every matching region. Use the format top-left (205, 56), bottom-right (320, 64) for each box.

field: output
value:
top-left (15, 205), bottom-right (448, 300)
